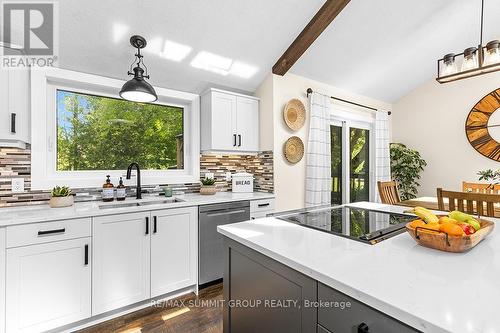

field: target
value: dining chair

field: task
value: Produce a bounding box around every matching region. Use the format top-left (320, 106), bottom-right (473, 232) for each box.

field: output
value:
top-left (462, 181), bottom-right (500, 194)
top-left (437, 188), bottom-right (500, 217)
top-left (377, 181), bottom-right (401, 205)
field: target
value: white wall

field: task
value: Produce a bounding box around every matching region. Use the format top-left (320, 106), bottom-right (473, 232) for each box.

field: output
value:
top-left (392, 71), bottom-right (500, 197)
top-left (256, 72), bottom-right (392, 212)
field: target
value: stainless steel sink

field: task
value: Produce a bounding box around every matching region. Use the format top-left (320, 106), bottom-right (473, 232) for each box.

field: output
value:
top-left (138, 198), bottom-right (184, 206)
top-left (99, 198), bottom-right (184, 210)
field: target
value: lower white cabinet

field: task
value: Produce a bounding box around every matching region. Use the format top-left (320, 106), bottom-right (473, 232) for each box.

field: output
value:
top-left (5, 237), bottom-right (91, 333)
top-left (151, 207), bottom-right (198, 297)
top-left (0, 228), bottom-right (5, 333)
top-left (92, 212), bottom-right (151, 315)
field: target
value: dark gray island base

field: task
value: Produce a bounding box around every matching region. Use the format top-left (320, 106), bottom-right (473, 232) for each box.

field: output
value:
top-left (223, 237), bottom-right (421, 333)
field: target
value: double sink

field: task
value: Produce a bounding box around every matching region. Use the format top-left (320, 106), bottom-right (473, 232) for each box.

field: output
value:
top-left (98, 197), bottom-right (184, 210)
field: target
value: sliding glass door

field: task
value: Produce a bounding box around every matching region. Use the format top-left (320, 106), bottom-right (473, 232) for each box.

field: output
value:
top-left (331, 121), bottom-right (373, 204)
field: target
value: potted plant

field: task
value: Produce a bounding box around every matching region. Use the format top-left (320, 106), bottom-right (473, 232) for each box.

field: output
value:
top-left (390, 143), bottom-right (427, 201)
top-left (477, 169), bottom-right (500, 189)
top-left (49, 186), bottom-right (74, 208)
top-left (200, 178), bottom-right (217, 195)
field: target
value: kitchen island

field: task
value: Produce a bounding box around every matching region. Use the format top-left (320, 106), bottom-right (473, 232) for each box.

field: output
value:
top-left (218, 202), bottom-right (499, 333)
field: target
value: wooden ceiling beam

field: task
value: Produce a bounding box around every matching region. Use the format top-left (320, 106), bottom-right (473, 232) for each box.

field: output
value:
top-left (272, 0), bottom-right (351, 76)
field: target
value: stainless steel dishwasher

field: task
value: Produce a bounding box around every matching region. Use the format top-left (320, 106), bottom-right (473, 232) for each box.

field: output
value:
top-left (199, 200), bottom-right (250, 286)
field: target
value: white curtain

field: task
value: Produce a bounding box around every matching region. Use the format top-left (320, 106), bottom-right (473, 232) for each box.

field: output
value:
top-left (375, 110), bottom-right (391, 202)
top-left (305, 92), bottom-right (331, 207)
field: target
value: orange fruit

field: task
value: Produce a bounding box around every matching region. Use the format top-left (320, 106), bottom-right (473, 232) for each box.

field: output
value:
top-left (409, 219), bottom-right (426, 229)
top-left (439, 217), bottom-right (458, 224)
top-left (439, 222), bottom-right (465, 237)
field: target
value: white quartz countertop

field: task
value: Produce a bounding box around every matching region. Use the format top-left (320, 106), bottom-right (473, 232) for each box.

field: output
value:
top-left (218, 201), bottom-right (500, 333)
top-left (0, 192), bottom-right (274, 227)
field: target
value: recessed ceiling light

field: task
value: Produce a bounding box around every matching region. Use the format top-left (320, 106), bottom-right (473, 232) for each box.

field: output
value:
top-left (161, 40), bottom-right (192, 62)
top-left (190, 51), bottom-right (232, 75)
top-left (230, 61), bottom-right (258, 79)
top-left (144, 37), bottom-right (162, 55)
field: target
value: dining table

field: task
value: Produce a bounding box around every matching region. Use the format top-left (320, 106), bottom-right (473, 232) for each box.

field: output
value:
top-left (397, 196), bottom-right (500, 217)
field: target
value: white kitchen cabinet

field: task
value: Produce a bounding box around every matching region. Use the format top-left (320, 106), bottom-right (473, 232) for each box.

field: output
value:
top-left (250, 198), bottom-right (275, 219)
top-left (0, 228), bottom-right (5, 333)
top-left (201, 88), bottom-right (259, 152)
top-left (5, 237), bottom-right (91, 333)
top-left (0, 63), bottom-right (30, 148)
top-left (92, 212), bottom-right (151, 315)
top-left (150, 207), bottom-right (198, 297)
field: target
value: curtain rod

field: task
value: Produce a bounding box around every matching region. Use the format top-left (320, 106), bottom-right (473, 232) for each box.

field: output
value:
top-left (306, 88), bottom-right (391, 115)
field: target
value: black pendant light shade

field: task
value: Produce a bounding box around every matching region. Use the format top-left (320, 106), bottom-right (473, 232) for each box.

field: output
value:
top-left (120, 35), bottom-right (158, 103)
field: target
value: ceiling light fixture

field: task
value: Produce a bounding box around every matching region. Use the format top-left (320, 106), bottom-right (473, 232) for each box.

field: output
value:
top-left (120, 35), bottom-right (158, 103)
top-left (436, 0), bottom-right (500, 83)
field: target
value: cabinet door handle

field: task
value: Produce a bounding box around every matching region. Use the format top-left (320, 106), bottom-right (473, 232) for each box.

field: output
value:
top-left (145, 217), bottom-right (149, 235)
top-left (233, 134), bottom-right (237, 147)
top-left (153, 216), bottom-right (157, 234)
top-left (84, 244), bottom-right (89, 266)
top-left (38, 228), bottom-right (65, 236)
top-left (11, 113), bottom-right (16, 134)
top-left (258, 203), bottom-right (270, 208)
top-left (238, 134), bottom-right (241, 147)
top-left (358, 323), bottom-right (369, 333)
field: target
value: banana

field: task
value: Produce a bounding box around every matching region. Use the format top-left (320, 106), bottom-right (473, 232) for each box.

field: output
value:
top-left (404, 206), bottom-right (439, 224)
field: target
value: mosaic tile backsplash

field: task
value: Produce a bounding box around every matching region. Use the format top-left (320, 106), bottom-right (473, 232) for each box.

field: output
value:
top-left (0, 146), bottom-right (273, 207)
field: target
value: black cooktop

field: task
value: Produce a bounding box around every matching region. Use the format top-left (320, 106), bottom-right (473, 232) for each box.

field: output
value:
top-left (274, 205), bottom-right (415, 244)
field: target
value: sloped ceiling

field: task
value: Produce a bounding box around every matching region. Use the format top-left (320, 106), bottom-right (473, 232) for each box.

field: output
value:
top-left (52, 0), bottom-right (324, 94)
top-left (291, 0), bottom-right (500, 102)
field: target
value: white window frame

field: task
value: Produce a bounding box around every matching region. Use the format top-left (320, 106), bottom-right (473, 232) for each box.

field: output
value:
top-left (330, 100), bottom-right (376, 203)
top-left (31, 67), bottom-right (200, 190)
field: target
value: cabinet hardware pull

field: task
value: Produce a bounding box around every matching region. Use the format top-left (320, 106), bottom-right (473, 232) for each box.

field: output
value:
top-left (11, 113), bottom-right (16, 134)
top-left (238, 134), bottom-right (241, 147)
top-left (153, 216), bottom-right (157, 234)
top-left (358, 322), bottom-right (369, 333)
top-left (84, 244), bottom-right (89, 266)
top-left (257, 203), bottom-right (270, 207)
top-left (233, 134), bottom-right (237, 146)
top-left (145, 217), bottom-right (149, 235)
top-left (37, 228), bottom-right (65, 236)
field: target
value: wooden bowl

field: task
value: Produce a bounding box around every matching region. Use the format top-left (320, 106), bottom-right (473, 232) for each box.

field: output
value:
top-left (406, 218), bottom-right (494, 253)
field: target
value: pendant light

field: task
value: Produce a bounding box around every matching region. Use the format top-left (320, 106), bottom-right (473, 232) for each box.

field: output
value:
top-left (119, 35), bottom-right (158, 103)
top-left (436, 0), bottom-right (500, 83)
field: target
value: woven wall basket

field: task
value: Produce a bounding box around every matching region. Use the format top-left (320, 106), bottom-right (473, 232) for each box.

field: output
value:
top-left (284, 136), bottom-right (304, 164)
top-left (283, 99), bottom-right (306, 131)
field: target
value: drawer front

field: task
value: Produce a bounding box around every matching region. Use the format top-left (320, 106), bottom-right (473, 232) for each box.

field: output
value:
top-left (6, 218), bottom-right (91, 248)
top-left (318, 283), bottom-right (420, 333)
top-left (250, 198), bottom-right (274, 213)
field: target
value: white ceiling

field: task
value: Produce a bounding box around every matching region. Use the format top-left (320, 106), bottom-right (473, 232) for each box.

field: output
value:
top-left (53, 0), bottom-right (324, 94)
top-left (291, 0), bottom-right (500, 103)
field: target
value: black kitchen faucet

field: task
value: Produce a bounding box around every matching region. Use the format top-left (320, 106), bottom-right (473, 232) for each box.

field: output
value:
top-left (126, 162), bottom-right (141, 199)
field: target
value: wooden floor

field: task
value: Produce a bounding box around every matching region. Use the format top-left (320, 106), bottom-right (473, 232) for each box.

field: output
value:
top-left (77, 284), bottom-right (223, 333)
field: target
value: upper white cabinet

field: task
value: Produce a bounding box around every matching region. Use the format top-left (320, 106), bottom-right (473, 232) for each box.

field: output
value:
top-left (92, 212), bottom-right (151, 315)
top-left (0, 63), bottom-right (30, 148)
top-left (150, 207), bottom-right (198, 297)
top-left (201, 88), bottom-right (259, 152)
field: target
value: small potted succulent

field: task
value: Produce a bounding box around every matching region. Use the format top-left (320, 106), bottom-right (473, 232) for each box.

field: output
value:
top-left (49, 186), bottom-right (74, 208)
top-left (200, 177), bottom-right (217, 195)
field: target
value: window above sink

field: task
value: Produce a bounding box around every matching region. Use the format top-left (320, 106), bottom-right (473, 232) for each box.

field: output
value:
top-left (30, 68), bottom-right (200, 190)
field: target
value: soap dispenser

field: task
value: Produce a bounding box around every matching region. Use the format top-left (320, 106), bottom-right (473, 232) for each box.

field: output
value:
top-left (102, 175), bottom-right (114, 202)
top-left (116, 177), bottom-right (126, 201)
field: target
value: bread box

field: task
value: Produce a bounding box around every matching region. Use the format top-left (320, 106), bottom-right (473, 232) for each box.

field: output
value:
top-left (232, 172), bottom-right (254, 193)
